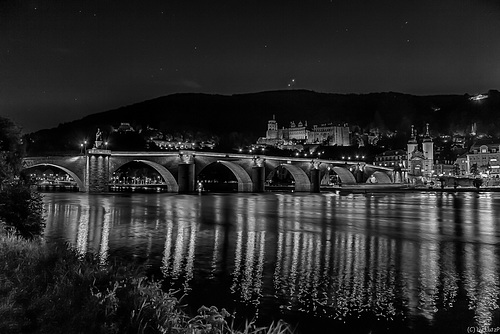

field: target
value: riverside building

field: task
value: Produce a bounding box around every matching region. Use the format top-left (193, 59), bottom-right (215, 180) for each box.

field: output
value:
top-left (407, 124), bottom-right (434, 182)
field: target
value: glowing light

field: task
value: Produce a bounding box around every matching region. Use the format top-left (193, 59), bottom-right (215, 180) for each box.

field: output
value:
top-left (470, 94), bottom-right (488, 101)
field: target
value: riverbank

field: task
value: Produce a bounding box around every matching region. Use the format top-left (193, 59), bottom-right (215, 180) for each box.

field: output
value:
top-left (330, 184), bottom-right (500, 194)
top-left (0, 232), bottom-right (293, 334)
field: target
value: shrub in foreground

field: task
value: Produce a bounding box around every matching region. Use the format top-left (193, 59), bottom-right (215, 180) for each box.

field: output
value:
top-left (0, 235), bottom-right (293, 334)
top-left (0, 182), bottom-right (45, 239)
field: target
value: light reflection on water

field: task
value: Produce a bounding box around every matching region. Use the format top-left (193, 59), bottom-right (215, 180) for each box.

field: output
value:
top-left (43, 192), bottom-right (500, 332)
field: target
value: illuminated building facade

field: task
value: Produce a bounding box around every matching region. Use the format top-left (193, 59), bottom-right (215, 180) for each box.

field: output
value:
top-left (257, 116), bottom-right (350, 146)
top-left (466, 142), bottom-right (500, 177)
top-left (407, 124), bottom-right (434, 179)
top-left (373, 149), bottom-right (407, 168)
top-left (307, 123), bottom-right (350, 146)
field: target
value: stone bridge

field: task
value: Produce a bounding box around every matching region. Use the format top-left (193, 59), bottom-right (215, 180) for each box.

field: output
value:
top-left (22, 149), bottom-right (395, 193)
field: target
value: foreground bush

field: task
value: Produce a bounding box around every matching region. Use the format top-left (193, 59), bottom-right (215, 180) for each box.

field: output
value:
top-left (0, 234), bottom-right (293, 334)
top-left (0, 182), bottom-right (45, 239)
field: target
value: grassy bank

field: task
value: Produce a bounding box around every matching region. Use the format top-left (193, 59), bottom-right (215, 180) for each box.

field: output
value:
top-left (0, 234), bottom-right (293, 334)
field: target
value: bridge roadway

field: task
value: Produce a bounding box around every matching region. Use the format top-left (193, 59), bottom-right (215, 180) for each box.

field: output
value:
top-left (22, 149), bottom-right (396, 193)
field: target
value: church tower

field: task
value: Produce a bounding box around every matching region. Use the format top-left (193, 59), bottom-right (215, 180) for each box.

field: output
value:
top-left (422, 123), bottom-right (434, 175)
top-left (407, 125), bottom-right (418, 164)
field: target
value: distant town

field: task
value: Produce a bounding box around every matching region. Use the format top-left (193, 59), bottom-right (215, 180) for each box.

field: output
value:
top-left (113, 114), bottom-right (498, 185)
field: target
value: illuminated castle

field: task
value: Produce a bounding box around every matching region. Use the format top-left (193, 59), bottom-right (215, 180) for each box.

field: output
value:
top-left (257, 116), bottom-right (350, 146)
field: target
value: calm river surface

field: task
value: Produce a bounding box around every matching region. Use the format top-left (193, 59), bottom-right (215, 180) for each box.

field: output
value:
top-left (42, 191), bottom-right (500, 333)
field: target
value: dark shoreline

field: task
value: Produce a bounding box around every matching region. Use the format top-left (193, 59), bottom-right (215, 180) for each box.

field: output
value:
top-left (327, 184), bottom-right (500, 194)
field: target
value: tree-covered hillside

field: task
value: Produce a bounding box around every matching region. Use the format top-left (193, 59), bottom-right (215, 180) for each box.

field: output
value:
top-left (25, 89), bottom-right (500, 154)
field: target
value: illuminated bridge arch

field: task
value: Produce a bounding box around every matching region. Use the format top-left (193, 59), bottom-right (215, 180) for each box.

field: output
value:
top-left (367, 171), bottom-right (392, 184)
top-left (112, 160), bottom-right (179, 192)
top-left (331, 166), bottom-right (357, 185)
top-left (277, 164), bottom-right (311, 192)
top-left (200, 161), bottom-right (253, 192)
top-left (24, 163), bottom-right (85, 191)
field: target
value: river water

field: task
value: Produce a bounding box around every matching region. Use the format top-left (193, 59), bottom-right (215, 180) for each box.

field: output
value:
top-left (42, 191), bottom-right (500, 333)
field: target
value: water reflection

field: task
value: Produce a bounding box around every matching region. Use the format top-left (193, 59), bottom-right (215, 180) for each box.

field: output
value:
top-left (43, 192), bottom-right (500, 331)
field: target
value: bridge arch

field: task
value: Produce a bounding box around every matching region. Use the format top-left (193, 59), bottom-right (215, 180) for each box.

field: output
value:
top-left (24, 163), bottom-right (85, 191)
top-left (367, 171), bottom-right (392, 184)
top-left (111, 160), bottom-right (179, 192)
top-left (199, 161), bottom-right (253, 192)
top-left (273, 164), bottom-right (311, 192)
top-left (332, 166), bottom-right (357, 185)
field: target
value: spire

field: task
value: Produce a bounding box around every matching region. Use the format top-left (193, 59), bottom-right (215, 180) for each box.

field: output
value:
top-left (423, 123), bottom-right (432, 142)
top-left (408, 125), bottom-right (417, 143)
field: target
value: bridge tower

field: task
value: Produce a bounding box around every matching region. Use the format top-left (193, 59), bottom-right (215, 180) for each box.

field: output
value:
top-left (86, 148), bottom-right (111, 192)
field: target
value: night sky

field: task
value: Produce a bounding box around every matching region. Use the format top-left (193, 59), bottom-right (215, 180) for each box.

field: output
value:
top-left (2, 0), bottom-right (500, 132)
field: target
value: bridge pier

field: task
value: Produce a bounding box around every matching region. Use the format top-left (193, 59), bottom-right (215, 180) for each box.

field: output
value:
top-left (178, 163), bottom-right (195, 193)
top-left (86, 149), bottom-right (111, 192)
top-left (251, 166), bottom-right (265, 192)
top-left (310, 169), bottom-right (321, 193)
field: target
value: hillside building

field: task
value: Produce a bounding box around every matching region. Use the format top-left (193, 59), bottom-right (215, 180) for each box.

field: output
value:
top-left (282, 120), bottom-right (308, 141)
top-left (307, 123), bottom-right (350, 146)
top-left (257, 116), bottom-right (351, 147)
top-left (266, 115), bottom-right (279, 139)
top-left (114, 122), bottom-right (135, 133)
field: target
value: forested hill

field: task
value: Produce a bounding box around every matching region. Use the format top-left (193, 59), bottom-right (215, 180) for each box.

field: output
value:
top-left (25, 89), bottom-right (500, 153)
